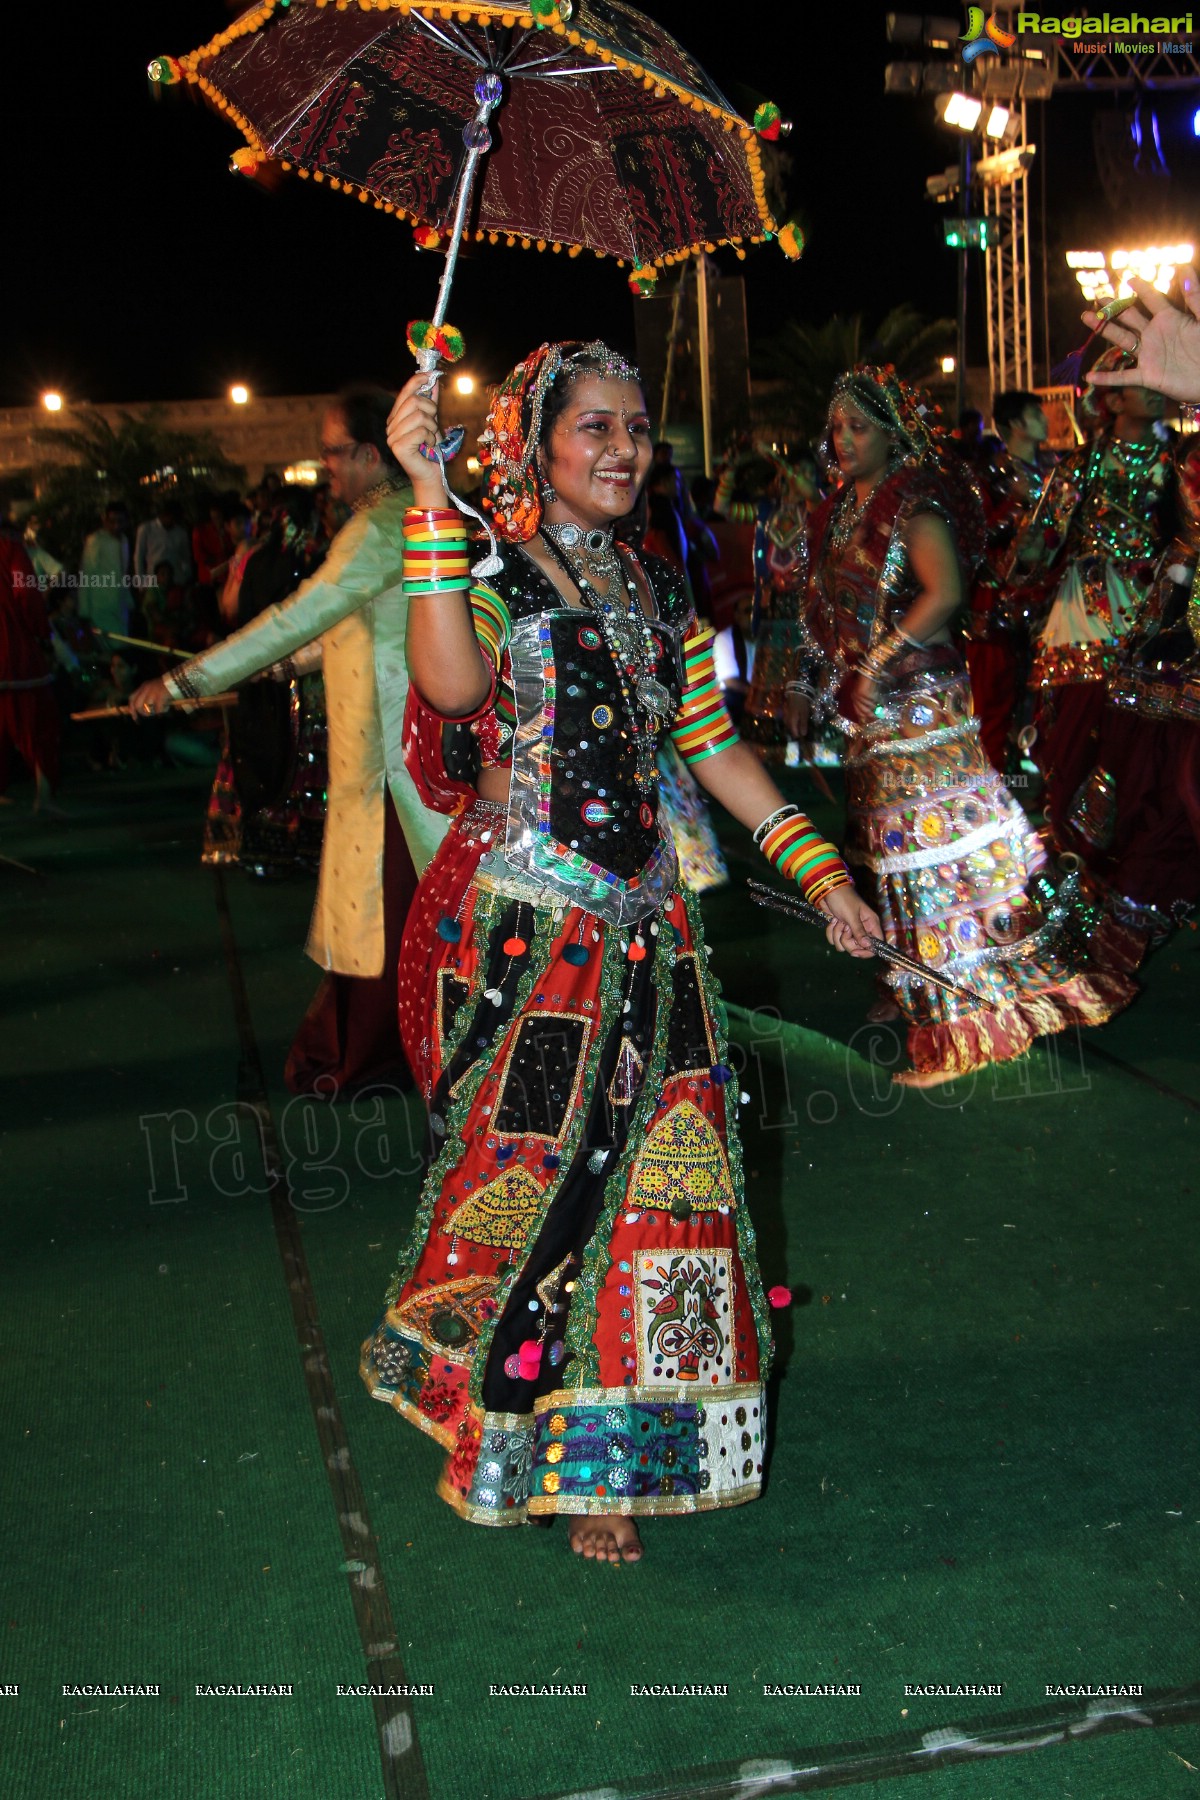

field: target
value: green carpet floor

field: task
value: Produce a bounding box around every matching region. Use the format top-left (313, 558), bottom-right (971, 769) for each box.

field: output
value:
top-left (1, 765), bottom-right (1196, 1800)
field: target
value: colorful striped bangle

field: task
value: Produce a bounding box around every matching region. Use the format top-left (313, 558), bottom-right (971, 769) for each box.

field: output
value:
top-left (469, 585), bottom-right (511, 670)
top-left (760, 808), bottom-right (851, 904)
top-left (404, 556), bottom-right (472, 579)
top-left (403, 519), bottom-right (471, 593)
top-left (402, 512), bottom-right (468, 566)
top-left (403, 525), bottom-right (468, 545)
top-left (671, 628), bottom-right (740, 764)
top-left (801, 864), bottom-right (852, 906)
top-left (403, 546), bottom-right (471, 565)
top-left (404, 575), bottom-right (473, 596)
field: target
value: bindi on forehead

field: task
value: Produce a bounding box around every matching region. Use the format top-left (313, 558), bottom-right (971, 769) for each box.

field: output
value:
top-left (558, 403), bottom-right (650, 433)
top-left (564, 375), bottom-right (645, 408)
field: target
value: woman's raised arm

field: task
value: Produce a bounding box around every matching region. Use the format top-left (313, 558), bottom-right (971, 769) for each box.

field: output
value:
top-left (387, 371), bottom-right (493, 718)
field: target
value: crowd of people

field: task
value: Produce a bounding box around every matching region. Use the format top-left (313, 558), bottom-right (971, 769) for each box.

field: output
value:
top-left (4, 283), bottom-right (1197, 1563)
top-left (0, 472), bottom-right (345, 798)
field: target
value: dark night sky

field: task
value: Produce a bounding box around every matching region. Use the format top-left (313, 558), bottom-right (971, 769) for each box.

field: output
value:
top-left (8, 1), bottom-right (1200, 408)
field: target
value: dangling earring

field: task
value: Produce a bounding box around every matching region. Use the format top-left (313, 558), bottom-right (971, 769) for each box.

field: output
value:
top-left (538, 463), bottom-right (557, 504)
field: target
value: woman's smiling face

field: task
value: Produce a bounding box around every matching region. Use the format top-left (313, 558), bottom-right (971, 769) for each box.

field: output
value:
top-left (539, 375), bottom-right (653, 528)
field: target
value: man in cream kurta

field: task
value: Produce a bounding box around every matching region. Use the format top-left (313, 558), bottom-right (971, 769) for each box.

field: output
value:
top-left (131, 390), bottom-right (447, 1084)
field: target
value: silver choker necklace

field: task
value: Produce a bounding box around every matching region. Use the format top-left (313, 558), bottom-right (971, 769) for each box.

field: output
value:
top-left (542, 520), bottom-right (615, 556)
top-left (538, 524), bottom-right (673, 772)
top-left (541, 518), bottom-right (625, 606)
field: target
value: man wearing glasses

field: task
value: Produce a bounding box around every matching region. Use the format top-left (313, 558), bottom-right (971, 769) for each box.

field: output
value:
top-left (131, 386), bottom-right (447, 1094)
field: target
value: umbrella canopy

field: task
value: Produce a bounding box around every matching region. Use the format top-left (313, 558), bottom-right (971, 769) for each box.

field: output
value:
top-left (154, 0), bottom-right (796, 282)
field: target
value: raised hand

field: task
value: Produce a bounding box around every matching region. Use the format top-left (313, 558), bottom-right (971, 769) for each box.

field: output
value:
top-left (1084, 270), bottom-right (1200, 403)
top-left (386, 371), bottom-right (451, 507)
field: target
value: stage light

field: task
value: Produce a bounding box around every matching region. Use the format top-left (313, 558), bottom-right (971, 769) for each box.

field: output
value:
top-left (230, 384), bottom-right (250, 405)
top-left (1066, 244), bottom-right (1195, 306)
top-left (939, 92), bottom-right (983, 131)
top-left (42, 391), bottom-right (63, 412)
top-left (941, 356), bottom-right (957, 374)
top-left (985, 104), bottom-right (1011, 139)
top-left (455, 374), bottom-right (475, 395)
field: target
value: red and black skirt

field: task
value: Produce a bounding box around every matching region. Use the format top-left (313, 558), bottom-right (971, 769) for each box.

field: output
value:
top-left (363, 800), bottom-right (771, 1524)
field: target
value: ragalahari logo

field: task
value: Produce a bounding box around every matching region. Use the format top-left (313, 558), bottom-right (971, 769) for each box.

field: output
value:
top-left (961, 7), bottom-right (1018, 58)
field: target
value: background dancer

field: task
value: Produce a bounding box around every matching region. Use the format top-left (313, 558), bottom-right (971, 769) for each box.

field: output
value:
top-left (762, 366), bottom-right (1136, 1085)
top-left (0, 518), bottom-right (62, 816)
top-left (963, 389), bottom-right (1054, 775)
top-left (130, 385), bottom-right (445, 1095)
top-left (1015, 351), bottom-right (1176, 844)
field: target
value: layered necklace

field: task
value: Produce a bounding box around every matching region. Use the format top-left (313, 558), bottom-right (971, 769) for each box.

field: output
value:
top-left (828, 477), bottom-right (884, 555)
top-left (1105, 433), bottom-right (1166, 481)
top-left (540, 520), bottom-right (673, 721)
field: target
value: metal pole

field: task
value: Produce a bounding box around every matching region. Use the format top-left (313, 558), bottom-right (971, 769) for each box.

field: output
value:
top-left (956, 135), bottom-right (968, 422)
top-left (697, 253), bottom-right (714, 478)
top-left (993, 184), bottom-right (1000, 403)
top-left (660, 266), bottom-right (688, 437)
top-left (1020, 107), bottom-right (1034, 386)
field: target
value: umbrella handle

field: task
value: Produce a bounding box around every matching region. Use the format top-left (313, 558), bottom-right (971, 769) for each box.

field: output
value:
top-left (414, 68), bottom-right (505, 432)
top-left (410, 347), bottom-right (502, 576)
top-left (407, 73), bottom-right (506, 577)
top-left (414, 350), bottom-right (465, 460)
top-left (429, 73), bottom-right (504, 328)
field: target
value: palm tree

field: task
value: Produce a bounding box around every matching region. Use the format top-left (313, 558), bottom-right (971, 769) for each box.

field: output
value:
top-left (31, 409), bottom-right (244, 564)
top-left (753, 305), bottom-right (956, 446)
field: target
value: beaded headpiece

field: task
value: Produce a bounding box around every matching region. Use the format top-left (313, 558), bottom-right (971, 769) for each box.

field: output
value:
top-left (823, 363), bottom-right (986, 570)
top-left (823, 363), bottom-right (942, 467)
top-left (479, 340), bottom-right (642, 544)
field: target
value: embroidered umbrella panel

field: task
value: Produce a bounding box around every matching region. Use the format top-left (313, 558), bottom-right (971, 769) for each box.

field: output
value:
top-left (178, 0), bottom-right (773, 267)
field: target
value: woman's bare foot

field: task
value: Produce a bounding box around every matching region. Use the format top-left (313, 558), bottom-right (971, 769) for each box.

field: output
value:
top-left (568, 1514), bottom-right (643, 1565)
top-left (33, 772), bottom-right (68, 818)
top-left (866, 998), bottom-right (900, 1023)
top-left (892, 1065), bottom-right (962, 1088)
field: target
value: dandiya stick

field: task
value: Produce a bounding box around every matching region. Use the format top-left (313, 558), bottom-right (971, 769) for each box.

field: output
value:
top-left (747, 878), bottom-right (989, 1004)
top-left (92, 631), bottom-right (192, 658)
top-left (71, 693), bottom-right (239, 721)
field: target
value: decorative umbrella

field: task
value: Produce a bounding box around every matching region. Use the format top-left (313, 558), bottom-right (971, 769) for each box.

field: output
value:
top-left (151, 0), bottom-right (801, 556)
top-left (150, 0), bottom-right (801, 324)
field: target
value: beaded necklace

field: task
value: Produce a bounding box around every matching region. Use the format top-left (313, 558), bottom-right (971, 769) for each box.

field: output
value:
top-left (1105, 432), bottom-right (1163, 473)
top-left (828, 477), bottom-right (884, 554)
top-left (539, 523), bottom-right (670, 792)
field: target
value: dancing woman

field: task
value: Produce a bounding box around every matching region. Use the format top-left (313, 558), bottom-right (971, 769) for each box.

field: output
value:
top-left (359, 342), bottom-right (881, 1564)
top-left (772, 366), bottom-right (1136, 1086)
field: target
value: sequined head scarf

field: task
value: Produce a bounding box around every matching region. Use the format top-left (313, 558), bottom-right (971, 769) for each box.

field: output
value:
top-left (479, 340), bottom-right (641, 544)
top-left (822, 362), bottom-right (987, 570)
top-left (820, 363), bottom-right (942, 476)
